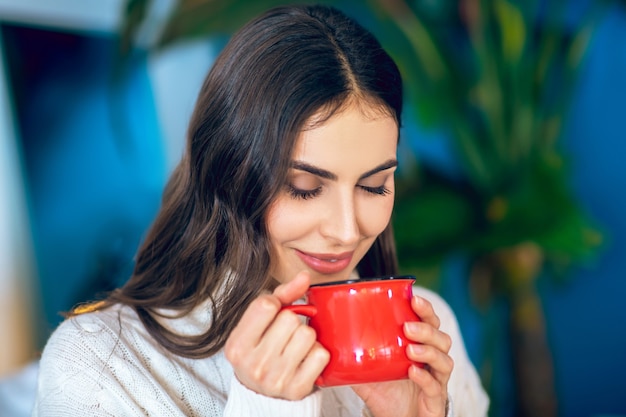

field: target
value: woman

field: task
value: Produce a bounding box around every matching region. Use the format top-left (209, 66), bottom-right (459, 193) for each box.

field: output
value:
top-left (33, 4), bottom-right (488, 416)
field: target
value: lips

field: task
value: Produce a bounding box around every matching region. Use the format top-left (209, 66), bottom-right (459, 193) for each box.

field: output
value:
top-left (295, 250), bottom-right (354, 275)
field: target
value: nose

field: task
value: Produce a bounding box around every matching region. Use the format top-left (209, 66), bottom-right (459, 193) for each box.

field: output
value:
top-left (319, 190), bottom-right (360, 246)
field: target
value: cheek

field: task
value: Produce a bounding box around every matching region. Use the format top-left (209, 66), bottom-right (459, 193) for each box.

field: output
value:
top-left (357, 197), bottom-right (394, 237)
top-left (266, 197), bottom-right (306, 245)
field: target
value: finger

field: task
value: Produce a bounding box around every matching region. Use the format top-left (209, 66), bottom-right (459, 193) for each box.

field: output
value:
top-left (257, 309), bottom-right (304, 356)
top-left (280, 321), bottom-right (317, 363)
top-left (408, 364), bottom-right (447, 409)
top-left (240, 311), bottom-right (308, 394)
top-left (403, 321), bottom-right (452, 354)
top-left (411, 295), bottom-right (440, 329)
top-left (226, 294), bottom-right (281, 356)
top-left (270, 342), bottom-right (329, 401)
top-left (292, 342), bottom-right (330, 390)
top-left (406, 343), bottom-right (454, 386)
top-left (273, 270), bottom-right (310, 305)
top-left (261, 323), bottom-right (319, 394)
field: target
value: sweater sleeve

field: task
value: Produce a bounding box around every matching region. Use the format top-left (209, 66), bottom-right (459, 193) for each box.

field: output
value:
top-left (33, 312), bottom-right (205, 417)
top-left (412, 287), bottom-right (490, 417)
top-left (32, 313), bottom-right (184, 417)
top-left (224, 376), bottom-right (323, 417)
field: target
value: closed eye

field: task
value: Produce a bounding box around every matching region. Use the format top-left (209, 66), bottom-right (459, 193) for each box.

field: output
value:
top-left (358, 185), bottom-right (391, 196)
top-left (287, 185), bottom-right (322, 200)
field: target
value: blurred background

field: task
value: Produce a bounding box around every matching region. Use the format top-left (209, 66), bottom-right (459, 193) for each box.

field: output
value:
top-left (0, 0), bottom-right (624, 416)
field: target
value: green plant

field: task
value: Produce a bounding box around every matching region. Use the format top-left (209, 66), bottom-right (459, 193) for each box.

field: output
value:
top-left (119, 1), bottom-right (606, 415)
top-left (368, 1), bottom-right (605, 415)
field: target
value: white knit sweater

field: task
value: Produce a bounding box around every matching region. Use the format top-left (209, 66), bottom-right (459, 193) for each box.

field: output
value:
top-left (32, 286), bottom-right (488, 416)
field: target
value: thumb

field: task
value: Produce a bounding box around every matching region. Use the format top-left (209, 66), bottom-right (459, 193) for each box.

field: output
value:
top-left (273, 270), bottom-right (310, 305)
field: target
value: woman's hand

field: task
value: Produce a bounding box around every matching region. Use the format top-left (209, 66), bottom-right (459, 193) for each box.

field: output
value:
top-left (224, 271), bottom-right (330, 400)
top-left (352, 295), bottom-right (453, 417)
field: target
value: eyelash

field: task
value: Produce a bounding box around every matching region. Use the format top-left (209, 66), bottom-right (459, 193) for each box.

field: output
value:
top-left (287, 184), bottom-right (391, 200)
top-left (287, 186), bottom-right (322, 200)
top-left (359, 185), bottom-right (392, 196)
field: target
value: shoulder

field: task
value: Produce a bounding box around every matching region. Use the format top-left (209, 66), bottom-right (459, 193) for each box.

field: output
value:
top-left (36, 303), bottom-right (154, 389)
top-left (34, 304), bottom-right (182, 415)
top-left (43, 304), bottom-right (142, 354)
top-left (412, 286), bottom-right (458, 331)
top-left (411, 285), bottom-right (464, 354)
top-left (411, 285), bottom-right (450, 309)
top-left (37, 304), bottom-right (147, 384)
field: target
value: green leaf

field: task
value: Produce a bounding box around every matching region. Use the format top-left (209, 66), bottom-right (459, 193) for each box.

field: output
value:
top-left (393, 170), bottom-right (476, 265)
top-left (494, 0), bottom-right (526, 64)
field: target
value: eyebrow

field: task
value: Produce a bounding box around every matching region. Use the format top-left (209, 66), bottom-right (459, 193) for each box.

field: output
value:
top-left (290, 159), bottom-right (398, 181)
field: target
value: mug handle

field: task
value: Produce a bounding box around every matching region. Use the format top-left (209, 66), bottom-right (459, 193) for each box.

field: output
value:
top-left (282, 304), bottom-right (317, 317)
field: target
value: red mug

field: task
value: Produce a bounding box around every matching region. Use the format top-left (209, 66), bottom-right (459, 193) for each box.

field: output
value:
top-left (284, 275), bottom-right (421, 387)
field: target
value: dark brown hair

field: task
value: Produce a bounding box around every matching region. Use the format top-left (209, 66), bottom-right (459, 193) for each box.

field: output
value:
top-left (101, 4), bottom-right (403, 358)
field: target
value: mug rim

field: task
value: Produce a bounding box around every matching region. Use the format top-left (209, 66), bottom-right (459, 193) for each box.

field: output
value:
top-left (310, 274), bottom-right (416, 288)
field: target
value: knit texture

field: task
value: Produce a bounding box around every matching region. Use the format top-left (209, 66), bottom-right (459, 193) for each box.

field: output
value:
top-left (32, 286), bottom-right (488, 416)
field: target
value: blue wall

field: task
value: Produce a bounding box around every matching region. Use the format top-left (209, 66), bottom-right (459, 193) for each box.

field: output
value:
top-left (2, 25), bottom-right (166, 342)
top-left (543, 4), bottom-right (626, 416)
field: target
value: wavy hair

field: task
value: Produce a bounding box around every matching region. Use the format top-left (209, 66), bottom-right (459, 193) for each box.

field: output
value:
top-left (102, 4), bottom-right (403, 358)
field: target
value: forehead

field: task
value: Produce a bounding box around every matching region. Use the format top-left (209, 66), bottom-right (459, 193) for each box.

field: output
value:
top-left (293, 101), bottom-right (398, 168)
top-left (303, 96), bottom-right (396, 130)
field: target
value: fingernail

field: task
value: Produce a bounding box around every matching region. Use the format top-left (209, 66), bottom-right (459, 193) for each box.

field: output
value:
top-left (409, 344), bottom-right (424, 355)
top-left (404, 321), bottom-right (419, 334)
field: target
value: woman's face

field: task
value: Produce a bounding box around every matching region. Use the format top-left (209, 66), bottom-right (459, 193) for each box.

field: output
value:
top-left (267, 101), bottom-right (398, 286)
